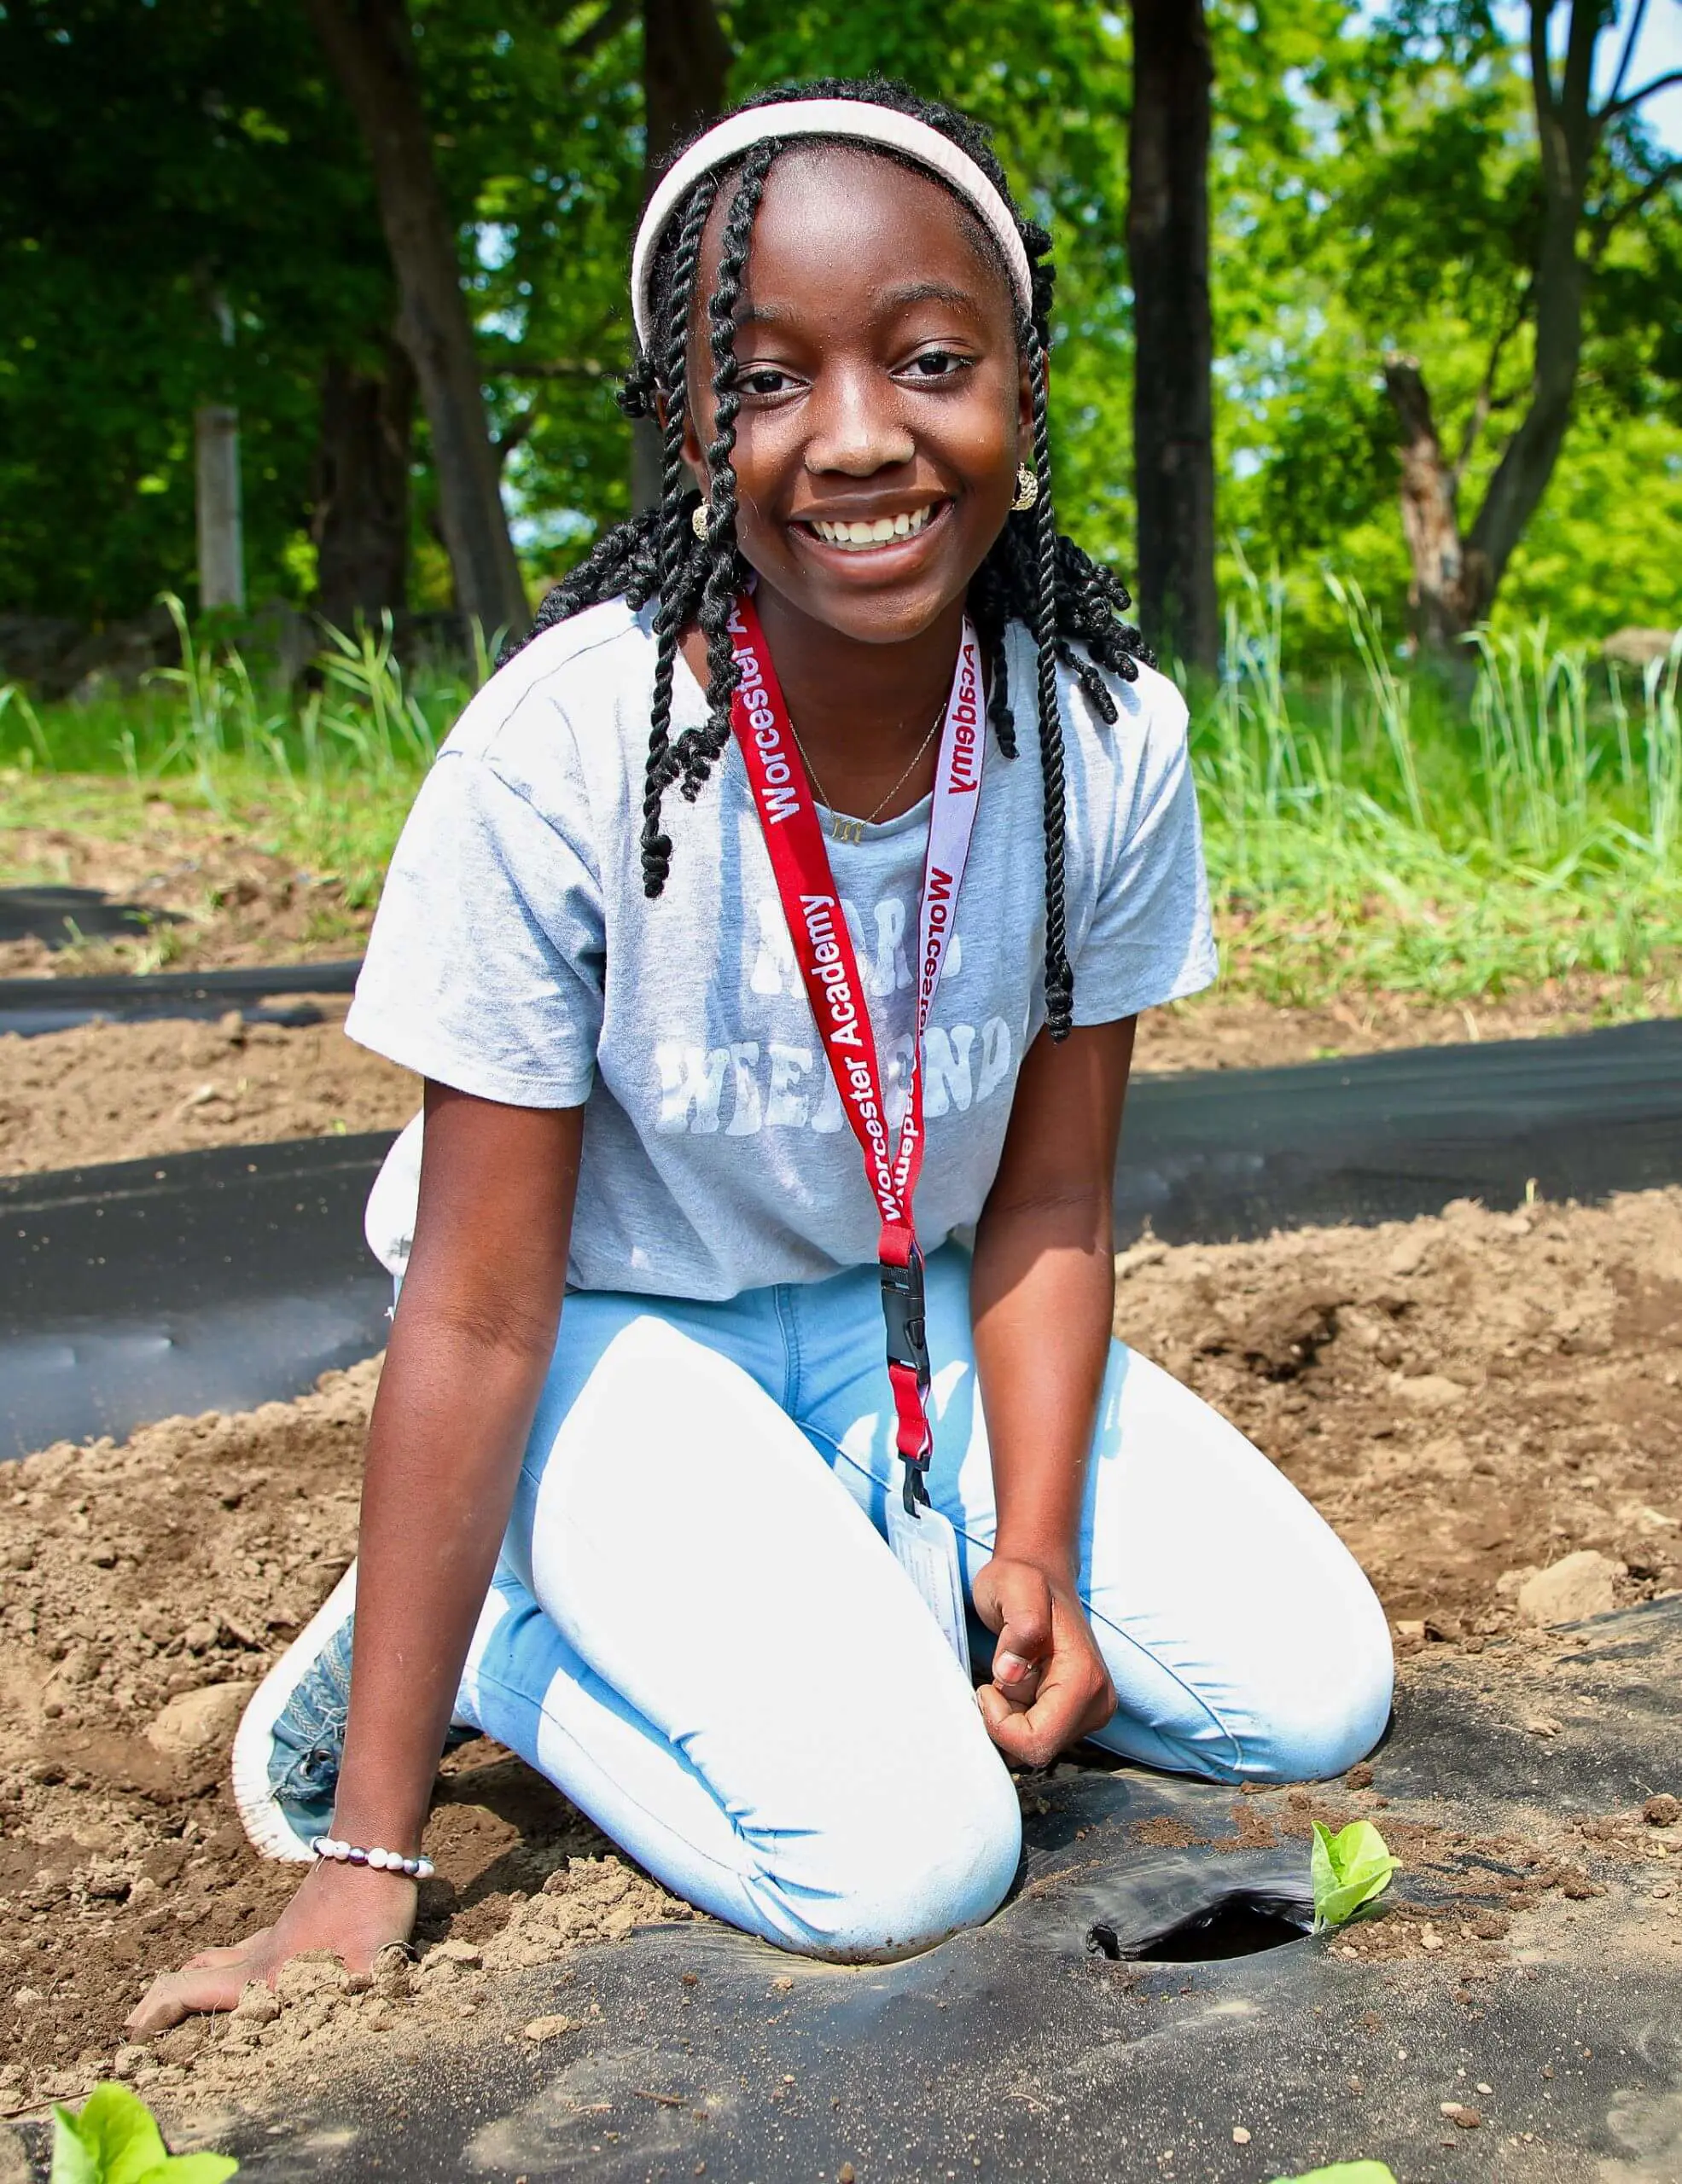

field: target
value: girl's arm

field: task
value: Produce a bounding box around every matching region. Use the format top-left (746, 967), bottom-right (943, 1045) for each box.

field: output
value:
top-left (969, 1016), bottom-right (1136, 1767)
top-left (129, 1082), bottom-right (581, 2031)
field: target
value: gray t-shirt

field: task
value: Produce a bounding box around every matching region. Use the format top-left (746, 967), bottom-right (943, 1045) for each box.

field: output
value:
top-left (346, 599), bottom-right (1216, 1299)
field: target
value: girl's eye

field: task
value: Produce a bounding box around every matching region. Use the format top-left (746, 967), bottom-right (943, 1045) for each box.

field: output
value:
top-left (903, 350), bottom-right (972, 381)
top-left (739, 365), bottom-right (800, 397)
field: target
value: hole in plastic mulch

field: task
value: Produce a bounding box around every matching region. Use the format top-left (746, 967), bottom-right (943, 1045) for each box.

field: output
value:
top-left (1089, 1892), bottom-right (1313, 1964)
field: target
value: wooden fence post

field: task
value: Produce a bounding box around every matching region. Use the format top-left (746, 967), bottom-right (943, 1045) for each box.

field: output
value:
top-left (195, 404), bottom-right (246, 612)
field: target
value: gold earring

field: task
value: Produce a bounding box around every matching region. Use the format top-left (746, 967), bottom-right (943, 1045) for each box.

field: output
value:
top-left (691, 502), bottom-right (710, 540)
top-left (1010, 463), bottom-right (1039, 513)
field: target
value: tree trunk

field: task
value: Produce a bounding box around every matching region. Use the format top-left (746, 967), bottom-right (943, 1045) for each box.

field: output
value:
top-left (632, 0), bottom-right (730, 508)
top-left (311, 339), bottom-right (416, 633)
top-left (1126, 0), bottom-right (1219, 676)
top-left (1464, 0), bottom-right (1596, 595)
top-left (1382, 0), bottom-right (1600, 653)
top-left (1381, 357), bottom-right (1489, 648)
top-left (303, 0), bottom-right (527, 642)
top-left (643, 0), bottom-right (730, 169)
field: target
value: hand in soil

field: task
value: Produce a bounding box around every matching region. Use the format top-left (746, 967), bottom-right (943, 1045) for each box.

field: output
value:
top-left (972, 1555), bottom-right (1115, 1769)
top-left (125, 1857), bottom-right (418, 2036)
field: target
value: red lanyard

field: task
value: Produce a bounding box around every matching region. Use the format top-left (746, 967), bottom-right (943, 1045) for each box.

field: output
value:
top-left (727, 592), bottom-right (985, 1507)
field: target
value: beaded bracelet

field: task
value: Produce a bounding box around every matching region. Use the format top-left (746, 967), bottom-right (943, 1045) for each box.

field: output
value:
top-left (311, 1834), bottom-right (434, 1881)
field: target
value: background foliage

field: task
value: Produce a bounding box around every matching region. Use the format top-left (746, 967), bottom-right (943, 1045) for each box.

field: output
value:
top-left (0, 0), bottom-right (1677, 648)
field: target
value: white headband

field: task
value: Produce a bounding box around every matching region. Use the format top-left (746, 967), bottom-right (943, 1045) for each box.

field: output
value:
top-left (630, 100), bottom-right (1034, 349)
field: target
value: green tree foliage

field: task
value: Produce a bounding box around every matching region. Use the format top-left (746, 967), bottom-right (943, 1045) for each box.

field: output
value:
top-left (2, 0), bottom-right (1676, 646)
top-left (1213, 0), bottom-right (1682, 651)
top-left (0, 0), bottom-right (391, 619)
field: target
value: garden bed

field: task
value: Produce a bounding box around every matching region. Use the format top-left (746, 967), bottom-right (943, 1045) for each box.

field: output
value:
top-left (0, 1005), bottom-right (411, 1176)
top-left (0, 812), bottom-right (369, 982)
top-left (5, 788), bottom-right (1680, 1176)
top-left (1, 1188), bottom-right (1678, 2146)
top-left (9, 983), bottom-right (1680, 1179)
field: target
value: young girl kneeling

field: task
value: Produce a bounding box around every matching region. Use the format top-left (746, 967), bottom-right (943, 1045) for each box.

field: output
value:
top-left (134, 78), bottom-right (1392, 2025)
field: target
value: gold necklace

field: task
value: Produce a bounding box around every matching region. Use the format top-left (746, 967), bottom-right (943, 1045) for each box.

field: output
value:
top-left (788, 706), bottom-right (946, 847)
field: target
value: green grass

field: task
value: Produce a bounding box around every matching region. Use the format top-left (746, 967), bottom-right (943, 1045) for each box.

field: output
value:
top-left (0, 599), bottom-right (484, 911)
top-left (1191, 568), bottom-right (1681, 1006)
top-left (2, 584), bottom-right (1679, 1011)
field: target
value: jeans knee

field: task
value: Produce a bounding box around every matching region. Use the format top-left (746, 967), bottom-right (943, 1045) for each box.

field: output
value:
top-left (1243, 1647), bottom-right (1394, 1784)
top-left (782, 1751), bottom-right (1022, 1963)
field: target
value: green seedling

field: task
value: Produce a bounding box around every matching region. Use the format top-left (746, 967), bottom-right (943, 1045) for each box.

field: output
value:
top-left (1272, 2166), bottom-right (1400, 2183)
top-left (49, 2083), bottom-right (238, 2183)
top-left (1311, 1818), bottom-right (1400, 1931)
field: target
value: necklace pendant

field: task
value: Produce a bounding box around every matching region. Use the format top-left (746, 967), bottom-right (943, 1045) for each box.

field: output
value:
top-left (831, 815), bottom-right (865, 845)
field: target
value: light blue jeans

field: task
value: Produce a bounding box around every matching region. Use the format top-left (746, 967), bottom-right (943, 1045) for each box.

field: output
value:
top-left (454, 1245), bottom-right (1394, 1962)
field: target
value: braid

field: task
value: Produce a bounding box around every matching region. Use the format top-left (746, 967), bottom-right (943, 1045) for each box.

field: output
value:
top-left (641, 173), bottom-right (719, 894)
top-left (672, 142), bottom-right (777, 805)
top-left (499, 77), bottom-right (1150, 1030)
top-left (1023, 317), bottom-right (1074, 1040)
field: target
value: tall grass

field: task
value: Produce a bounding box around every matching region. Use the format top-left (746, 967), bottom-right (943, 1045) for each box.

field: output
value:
top-left (1197, 566), bottom-right (1681, 1002)
top-left (2, 584), bottom-right (1679, 1006)
top-left (1, 599), bottom-right (480, 907)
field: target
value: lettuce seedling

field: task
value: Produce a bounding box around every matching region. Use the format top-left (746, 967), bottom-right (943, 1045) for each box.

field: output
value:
top-left (1311, 1819), bottom-right (1400, 1932)
top-left (50, 2084), bottom-right (238, 2183)
top-left (1271, 2166), bottom-right (1399, 2183)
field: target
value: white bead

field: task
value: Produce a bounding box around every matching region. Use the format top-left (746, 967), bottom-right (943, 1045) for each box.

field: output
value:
top-left (370, 1847), bottom-right (390, 1869)
top-left (334, 1841), bottom-right (351, 1862)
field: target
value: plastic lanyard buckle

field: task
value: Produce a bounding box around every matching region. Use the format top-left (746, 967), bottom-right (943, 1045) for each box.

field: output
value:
top-left (881, 1246), bottom-right (933, 1513)
top-left (880, 1243), bottom-right (931, 1388)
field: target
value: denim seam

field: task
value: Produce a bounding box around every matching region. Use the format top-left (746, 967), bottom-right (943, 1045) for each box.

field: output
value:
top-left (468, 1654), bottom-right (862, 1934)
top-left (772, 1285), bottom-right (802, 1418)
top-left (801, 1420), bottom-right (1247, 1778)
top-left (465, 1656), bottom-right (753, 1892)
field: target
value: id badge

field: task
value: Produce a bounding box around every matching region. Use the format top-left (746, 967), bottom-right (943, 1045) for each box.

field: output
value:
top-left (886, 1499), bottom-right (973, 1679)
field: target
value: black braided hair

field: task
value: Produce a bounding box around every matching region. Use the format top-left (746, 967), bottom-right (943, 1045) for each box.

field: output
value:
top-left (639, 171), bottom-right (718, 893)
top-left (506, 78), bottom-right (1149, 1037)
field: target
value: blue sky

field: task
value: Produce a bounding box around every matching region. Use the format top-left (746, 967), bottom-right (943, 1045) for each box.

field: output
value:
top-left (1609, 0), bottom-right (1681, 150)
top-left (1521, 0), bottom-right (1682, 152)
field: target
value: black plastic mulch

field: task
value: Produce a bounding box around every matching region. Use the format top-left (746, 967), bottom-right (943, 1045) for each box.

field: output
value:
top-left (5, 1017), bottom-right (1682, 1459)
top-left (11, 1597), bottom-right (1680, 2181)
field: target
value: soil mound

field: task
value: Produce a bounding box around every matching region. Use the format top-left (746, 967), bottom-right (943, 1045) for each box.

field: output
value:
top-left (2, 1188), bottom-right (1679, 2126)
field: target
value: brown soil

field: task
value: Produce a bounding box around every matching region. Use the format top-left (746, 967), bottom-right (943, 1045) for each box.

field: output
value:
top-left (1, 1189), bottom-right (1678, 2122)
top-left (1132, 972), bottom-right (1676, 1075)
top-left (0, 812), bottom-right (369, 980)
top-left (0, 1358), bottom-right (686, 2119)
top-left (6, 806), bottom-right (1678, 1180)
top-left (4, 972), bottom-right (1672, 1181)
top-left (0, 1005), bottom-right (415, 1176)
top-left (1115, 1184), bottom-right (1682, 1635)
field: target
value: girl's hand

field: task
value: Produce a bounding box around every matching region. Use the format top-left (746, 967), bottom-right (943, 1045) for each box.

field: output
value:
top-left (125, 1858), bottom-right (418, 2037)
top-left (971, 1554), bottom-right (1115, 1769)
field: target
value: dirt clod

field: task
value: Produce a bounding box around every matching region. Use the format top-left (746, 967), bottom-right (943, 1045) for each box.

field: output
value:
top-left (143, 1684), bottom-right (245, 1762)
top-left (1516, 1551), bottom-right (1625, 1627)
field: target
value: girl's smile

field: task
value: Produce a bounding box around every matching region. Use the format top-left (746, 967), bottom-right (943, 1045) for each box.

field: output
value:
top-left (682, 143), bottom-right (1032, 656)
top-left (803, 498), bottom-right (944, 551)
